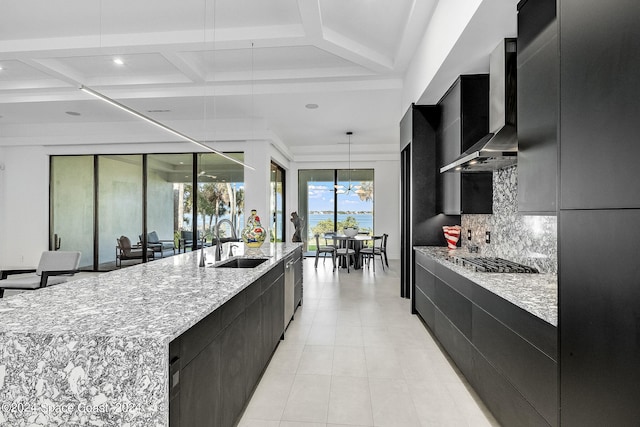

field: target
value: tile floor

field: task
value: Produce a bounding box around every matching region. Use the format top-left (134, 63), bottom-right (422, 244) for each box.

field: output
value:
top-left (238, 258), bottom-right (500, 427)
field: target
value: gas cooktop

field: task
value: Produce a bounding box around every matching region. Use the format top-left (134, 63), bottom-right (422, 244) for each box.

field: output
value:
top-left (448, 256), bottom-right (539, 273)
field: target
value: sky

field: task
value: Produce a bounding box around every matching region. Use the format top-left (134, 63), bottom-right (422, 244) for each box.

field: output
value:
top-left (307, 181), bottom-right (373, 212)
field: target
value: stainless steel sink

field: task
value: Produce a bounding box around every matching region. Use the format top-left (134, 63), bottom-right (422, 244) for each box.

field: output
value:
top-left (214, 258), bottom-right (269, 268)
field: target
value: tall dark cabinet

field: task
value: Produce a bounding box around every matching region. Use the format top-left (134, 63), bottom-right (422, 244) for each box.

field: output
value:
top-left (559, 0), bottom-right (640, 425)
top-left (400, 104), bottom-right (459, 299)
top-left (437, 75), bottom-right (493, 215)
top-left (517, 0), bottom-right (558, 214)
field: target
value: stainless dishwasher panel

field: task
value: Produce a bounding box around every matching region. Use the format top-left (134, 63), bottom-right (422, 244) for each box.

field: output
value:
top-left (284, 255), bottom-right (295, 329)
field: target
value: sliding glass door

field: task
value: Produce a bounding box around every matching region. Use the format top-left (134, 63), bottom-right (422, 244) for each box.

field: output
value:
top-left (298, 168), bottom-right (374, 252)
top-left (97, 155), bottom-right (143, 271)
top-left (50, 152), bottom-right (244, 270)
top-left (270, 162), bottom-right (285, 243)
top-left (196, 153), bottom-right (245, 244)
top-left (50, 156), bottom-right (95, 270)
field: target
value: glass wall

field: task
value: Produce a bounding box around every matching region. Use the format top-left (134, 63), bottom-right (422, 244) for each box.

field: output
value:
top-left (336, 169), bottom-right (374, 234)
top-left (97, 155), bottom-right (143, 270)
top-left (50, 156), bottom-right (95, 270)
top-left (299, 168), bottom-right (374, 252)
top-left (270, 162), bottom-right (285, 243)
top-left (147, 153), bottom-right (193, 251)
top-left (196, 153), bottom-right (245, 243)
top-left (49, 152), bottom-right (245, 270)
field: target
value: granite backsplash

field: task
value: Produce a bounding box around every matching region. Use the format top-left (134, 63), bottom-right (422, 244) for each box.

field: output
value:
top-left (461, 166), bottom-right (557, 273)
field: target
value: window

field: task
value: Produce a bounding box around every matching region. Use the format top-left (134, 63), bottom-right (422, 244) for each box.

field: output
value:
top-left (49, 152), bottom-right (244, 270)
top-left (298, 168), bottom-right (374, 252)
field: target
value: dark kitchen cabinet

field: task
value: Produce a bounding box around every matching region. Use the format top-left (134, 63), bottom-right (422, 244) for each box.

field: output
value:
top-left (517, 0), bottom-right (558, 214)
top-left (559, 1), bottom-right (640, 210)
top-left (437, 75), bottom-right (493, 215)
top-left (558, 0), bottom-right (640, 424)
top-left (169, 261), bottom-right (285, 427)
top-left (400, 105), bottom-right (460, 299)
top-left (413, 250), bottom-right (558, 426)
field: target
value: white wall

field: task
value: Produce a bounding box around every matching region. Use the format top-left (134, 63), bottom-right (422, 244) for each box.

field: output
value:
top-left (402, 0), bottom-right (518, 109)
top-left (0, 146), bottom-right (50, 266)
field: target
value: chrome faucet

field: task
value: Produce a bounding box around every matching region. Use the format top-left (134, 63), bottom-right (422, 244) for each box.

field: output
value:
top-left (214, 219), bottom-right (238, 261)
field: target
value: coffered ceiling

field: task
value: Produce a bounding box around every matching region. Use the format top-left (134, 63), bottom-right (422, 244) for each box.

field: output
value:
top-left (0, 0), bottom-right (507, 158)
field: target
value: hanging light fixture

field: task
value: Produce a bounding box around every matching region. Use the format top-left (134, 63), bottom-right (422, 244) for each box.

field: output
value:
top-left (335, 131), bottom-right (360, 194)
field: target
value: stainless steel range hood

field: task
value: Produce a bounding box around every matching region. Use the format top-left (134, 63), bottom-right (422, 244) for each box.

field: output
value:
top-left (441, 38), bottom-right (517, 173)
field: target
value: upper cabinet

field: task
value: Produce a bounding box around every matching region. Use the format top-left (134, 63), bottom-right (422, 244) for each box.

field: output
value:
top-left (517, 0), bottom-right (558, 214)
top-left (438, 75), bottom-right (493, 215)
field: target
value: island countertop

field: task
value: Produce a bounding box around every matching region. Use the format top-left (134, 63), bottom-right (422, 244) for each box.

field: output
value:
top-left (0, 242), bottom-right (301, 426)
top-left (414, 246), bottom-right (557, 326)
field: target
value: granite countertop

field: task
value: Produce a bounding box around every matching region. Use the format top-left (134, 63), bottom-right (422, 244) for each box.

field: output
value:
top-left (0, 243), bottom-right (301, 426)
top-left (0, 242), bottom-right (302, 343)
top-left (414, 247), bottom-right (557, 326)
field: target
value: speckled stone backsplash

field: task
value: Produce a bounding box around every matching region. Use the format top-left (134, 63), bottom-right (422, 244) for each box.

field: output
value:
top-left (461, 166), bottom-right (557, 273)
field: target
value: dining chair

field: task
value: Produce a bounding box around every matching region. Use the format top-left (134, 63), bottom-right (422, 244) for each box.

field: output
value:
top-left (360, 235), bottom-right (385, 271)
top-left (314, 234), bottom-right (336, 271)
top-left (336, 237), bottom-right (356, 273)
top-left (381, 233), bottom-right (389, 268)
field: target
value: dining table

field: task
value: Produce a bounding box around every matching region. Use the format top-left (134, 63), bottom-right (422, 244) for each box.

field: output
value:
top-left (325, 233), bottom-right (374, 270)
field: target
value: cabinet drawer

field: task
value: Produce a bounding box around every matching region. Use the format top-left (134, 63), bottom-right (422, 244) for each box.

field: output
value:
top-left (415, 287), bottom-right (435, 329)
top-left (434, 278), bottom-right (472, 338)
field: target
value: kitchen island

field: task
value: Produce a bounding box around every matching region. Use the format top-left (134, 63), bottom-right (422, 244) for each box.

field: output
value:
top-left (413, 246), bottom-right (558, 427)
top-left (0, 242), bottom-right (302, 426)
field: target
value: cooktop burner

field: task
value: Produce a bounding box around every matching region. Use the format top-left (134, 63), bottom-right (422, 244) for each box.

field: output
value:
top-left (449, 256), bottom-right (539, 273)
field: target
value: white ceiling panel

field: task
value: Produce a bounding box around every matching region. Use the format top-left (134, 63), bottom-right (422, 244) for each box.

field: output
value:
top-left (56, 53), bottom-right (189, 82)
top-left (319, 0), bottom-right (415, 58)
top-left (0, 0), bottom-right (518, 159)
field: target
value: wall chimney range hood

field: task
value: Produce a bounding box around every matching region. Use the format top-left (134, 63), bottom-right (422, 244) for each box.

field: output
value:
top-left (441, 38), bottom-right (517, 173)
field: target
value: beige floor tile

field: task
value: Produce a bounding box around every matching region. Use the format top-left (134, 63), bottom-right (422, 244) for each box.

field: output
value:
top-left (327, 376), bottom-right (373, 426)
top-left (282, 374), bottom-right (332, 423)
top-left (298, 345), bottom-right (335, 375)
top-left (266, 342), bottom-right (305, 375)
top-left (332, 346), bottom-right (368, 377)
top-left (239, 259), bottom-right (498, 427)
top-left (237, 419), bottom-right (280, 427)
top-left (364, 346), bottom-right (405, 379)
top-left (334, 325), bottom-right (364, 347)
top-left (280, 422), bottom-right (327, 427)
top-left (307, 324), bottom-right (337, 346)
top-left (369, 377), bottom-right (421, 427)
top-left (243, 372), bottom-right (296, 420)
top-left (362, 326), bottom-right (393, 348)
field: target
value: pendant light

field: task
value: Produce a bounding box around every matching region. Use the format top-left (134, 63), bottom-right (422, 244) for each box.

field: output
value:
top-left (335, 131), bottom-right (357, 194)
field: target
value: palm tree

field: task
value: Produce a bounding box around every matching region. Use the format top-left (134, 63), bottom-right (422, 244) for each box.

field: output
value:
top-left (356, 181), bottom-right (373, 202)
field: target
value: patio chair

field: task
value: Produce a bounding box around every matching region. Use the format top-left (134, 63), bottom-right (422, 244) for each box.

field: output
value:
top-left (116, 235), bottom-right (149, 268)
top-left (0, 251), bottom-right (81, 298)
top-left (141, 231), bottom-right (175, 258)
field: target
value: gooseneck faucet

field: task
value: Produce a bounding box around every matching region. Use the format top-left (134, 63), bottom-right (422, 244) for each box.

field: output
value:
top-left (214, 218), bottom-right (238, 261)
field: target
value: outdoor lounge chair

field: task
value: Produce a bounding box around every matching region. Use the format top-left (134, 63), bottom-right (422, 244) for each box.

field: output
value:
top-left (0, 251), bottom-right (81, 298)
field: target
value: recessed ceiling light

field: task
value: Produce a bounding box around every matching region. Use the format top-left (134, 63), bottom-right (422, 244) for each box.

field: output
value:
top-left (113, 58), bottom-right (124, 65)
top-left (0, 66), bottom-right (4, 71)
top-left (305, 103), bottom-right (319, 109)
top-left (65, 111), bottom-right (81, 116)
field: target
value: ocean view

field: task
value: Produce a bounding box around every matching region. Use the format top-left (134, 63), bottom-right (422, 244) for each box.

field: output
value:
top-left (306, 212), bottom-right (374, 235)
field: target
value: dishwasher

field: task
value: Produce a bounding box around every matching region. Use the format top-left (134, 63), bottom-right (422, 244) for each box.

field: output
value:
top-left (284, 254), bottom-right (295, 329)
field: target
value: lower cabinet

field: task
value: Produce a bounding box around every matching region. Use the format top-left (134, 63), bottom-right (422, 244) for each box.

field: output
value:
top-left (413, 251), bottom-right (558, 427)
top-left (169, 261), bottom-right (285, 427)
top-left (293, 247), bottom-right (303, 309)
